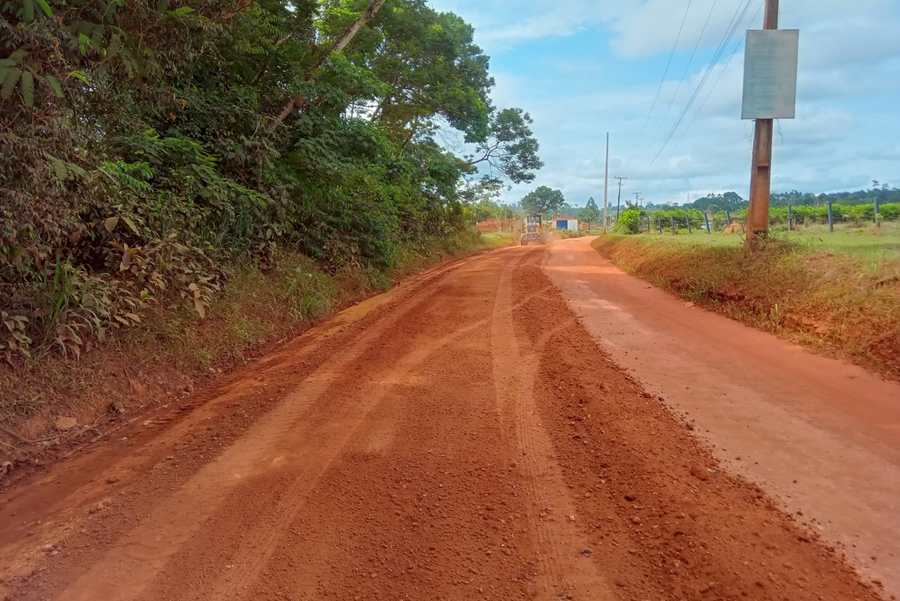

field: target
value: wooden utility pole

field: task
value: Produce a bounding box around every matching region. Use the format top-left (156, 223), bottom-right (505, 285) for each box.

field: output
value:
top-left (603, 133), bottom-right (610, 233)
top-left (745, 0), bottom-right (779, 248)
top-left (614, 176), bottom-right (627, 221)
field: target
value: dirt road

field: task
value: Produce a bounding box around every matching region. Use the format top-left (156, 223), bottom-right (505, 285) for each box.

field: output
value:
top-left (0, 245), bottom-right (891, 601)
top-left (545, 237), bottom-right (900, 596)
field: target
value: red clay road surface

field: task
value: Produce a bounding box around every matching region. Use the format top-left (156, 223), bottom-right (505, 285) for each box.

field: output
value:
top-left (0, 243), bottom-right (895, 601)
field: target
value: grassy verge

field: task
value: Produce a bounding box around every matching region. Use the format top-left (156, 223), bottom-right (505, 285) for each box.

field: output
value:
top-left (638, 222), bottom-right (900, 259)
top-left (591, 232), bottom-right (900, 380)
top-left (0, 232), bottom-right (515, 459)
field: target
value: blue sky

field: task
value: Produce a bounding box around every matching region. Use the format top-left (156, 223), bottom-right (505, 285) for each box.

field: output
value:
top-left (430, 0), bottom-right (900, 207)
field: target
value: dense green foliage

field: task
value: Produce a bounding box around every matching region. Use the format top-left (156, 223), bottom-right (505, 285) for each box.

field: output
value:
top-left (768, 183), bottom-right (900, 208)
top-left (614, 205), bottom-right (646, 234)
top-left (646, 184), bottom-right (900, 214)
top-left (0, 0), bottom-right (542, 362)
top-left (521, 186), bottom-right (565, 216)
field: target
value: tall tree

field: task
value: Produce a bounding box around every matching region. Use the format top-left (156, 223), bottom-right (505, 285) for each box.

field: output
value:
top-left (578, 197), bottom-right (600, 228)
top-left (349, 4), bottom-right (493, 143)
top-left (269, 0), bottom-right (388, 130)
top-left (521, 186), bottom-right (565, 215)
top-left (467, 108), bottom-right (543, 184)
top-left (0, 0), bottom-right (545, 363)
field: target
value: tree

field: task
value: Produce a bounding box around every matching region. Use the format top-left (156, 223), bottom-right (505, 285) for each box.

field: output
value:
top-left (269, 0), bottom-right (389, 131)
top-left (521, 186), bottom-right (565, 215)
top-left (0, 0), bottom-right (544, 364)
top-left (349, 3), bottom-right (493, 147)
top-left (467, 108), bottom-right (544, 185)
top-left (615, 204), bottom-right (646, 234)
top-left (578, 197), bottom-right (600, 228)
top-left (692, 192), bottom-right (746, 211)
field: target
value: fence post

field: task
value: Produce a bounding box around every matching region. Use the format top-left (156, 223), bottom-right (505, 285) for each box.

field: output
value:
top-left (725, 209), bottom-right (732, 228)
top-left (704, 212), bottom-right (711, 233)
top-left (827, 200), bottom-right (834, 232)
top-left (686, 213), bottom-right (692, 234)
top-left (874, 196), bottom-right (881, 228)
top-left (788, 203), bottom-right (793, 231)
top-left (670, 215), bottom-right (675, 233)
top-left (658, 215), bottom-right (663, 234)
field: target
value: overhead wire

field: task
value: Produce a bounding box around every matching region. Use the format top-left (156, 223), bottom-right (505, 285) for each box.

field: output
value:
top-left (643, 0), bottom-right (694, 130)
top-left (654, 0), bottom-right (720, 136)
top-left (672, 0), bottom-right (764, 152)
top-left (649, 0), bottom-right (756, 165)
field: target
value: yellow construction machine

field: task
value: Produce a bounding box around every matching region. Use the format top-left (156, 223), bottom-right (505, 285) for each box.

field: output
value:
top-left (519, 213), bottom-right (547, 245)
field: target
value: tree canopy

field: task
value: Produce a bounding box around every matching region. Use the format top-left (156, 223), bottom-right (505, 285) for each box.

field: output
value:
top-left (0, 0), bottom-right (543, 361)
top-left (521, 186), bottom-right (566, 216)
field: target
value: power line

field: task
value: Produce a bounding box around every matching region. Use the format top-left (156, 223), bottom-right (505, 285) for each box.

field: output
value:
top-left (615, 176), bottom-right (627, 220)
top-left (644, 0), bottom-right (694, 130)
top-left (655, 0), bottom-right (720, 136)
top-left (672, 1), bottom-right (764, 152)
top-left (650, 0), bottom-right (756, 164)
top-left (648, 0), bottom-right (756, 163)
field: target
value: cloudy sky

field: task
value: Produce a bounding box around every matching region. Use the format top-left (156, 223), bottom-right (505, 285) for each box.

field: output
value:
top-left (429, 0), bottom-right (900, 207)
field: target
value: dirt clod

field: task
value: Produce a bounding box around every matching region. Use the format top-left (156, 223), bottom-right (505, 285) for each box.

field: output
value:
top-left (54, 417), bottom-right (77, 432)
top-left (690, 465), bottom-right (710, 481)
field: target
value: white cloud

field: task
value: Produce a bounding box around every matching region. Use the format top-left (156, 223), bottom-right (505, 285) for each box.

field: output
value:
top-left (428, 0), bottom-right (900, 205)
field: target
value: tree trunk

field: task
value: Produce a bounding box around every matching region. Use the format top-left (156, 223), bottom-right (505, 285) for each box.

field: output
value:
top-left (324, 0), bottom-right (387, 60)
top-left (268, 0), bottom-right (387, 132)
top-left (398, 115), bottom-right (420, 157)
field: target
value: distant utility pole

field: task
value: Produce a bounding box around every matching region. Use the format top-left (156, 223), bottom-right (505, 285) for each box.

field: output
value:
top-left (634, 192), bottom-right (641, 207)
top-left (615, 176), bottom-right (627, 221)
top-left (603, 133), bottom-right (610, 233)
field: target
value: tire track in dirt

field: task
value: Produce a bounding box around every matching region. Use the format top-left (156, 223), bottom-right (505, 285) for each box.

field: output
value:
top-left (174, 249), bottom-right (543, 601)
top-left (510, 254), bottom-right (883, 601)
top-left (23, 255), bottom-right (501, 601)
top-left (197, 254), bottom-right (562, 601)
top-left (0, 250), bottom-right (495, 592)
top-left (492, 250), bottom-right (614, 600)
top-left (54, 282), bottom-right (459, 601)
top-left (0, 246), bottom-right (888, 601)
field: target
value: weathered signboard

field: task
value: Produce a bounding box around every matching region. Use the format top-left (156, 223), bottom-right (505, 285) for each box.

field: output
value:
top-left (742, 29), bottom-right (799, 120)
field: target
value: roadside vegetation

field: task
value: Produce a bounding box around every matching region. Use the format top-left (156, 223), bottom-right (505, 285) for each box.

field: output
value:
top-left (0, 0), bottom-right (536, 448)
top-left (592, 226), bottom-right (900, 380)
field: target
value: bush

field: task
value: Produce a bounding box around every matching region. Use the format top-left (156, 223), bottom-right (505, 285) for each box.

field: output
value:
top-left (615, 207), bottom-right (645, 234)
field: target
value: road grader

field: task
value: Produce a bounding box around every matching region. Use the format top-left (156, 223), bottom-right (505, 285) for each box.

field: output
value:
top-left (519, 213), bottom-right (547, 245)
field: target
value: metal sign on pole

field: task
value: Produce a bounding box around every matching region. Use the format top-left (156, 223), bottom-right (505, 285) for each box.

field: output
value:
top-left (742, 0), bottom-right (799, 249)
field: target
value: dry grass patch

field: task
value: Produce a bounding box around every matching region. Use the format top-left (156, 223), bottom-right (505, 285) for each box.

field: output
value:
top-left (592, 234), bottom-right (900, 380)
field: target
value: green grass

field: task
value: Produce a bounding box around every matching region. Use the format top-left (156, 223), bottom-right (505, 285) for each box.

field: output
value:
top-left (637, 222), bottom-right (900, 260)
top-left (478, 232), bottom-right (519, 248)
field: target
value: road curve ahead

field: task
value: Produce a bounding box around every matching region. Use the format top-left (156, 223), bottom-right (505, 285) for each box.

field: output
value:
top-left (0, 245), bottom-right (886, 601)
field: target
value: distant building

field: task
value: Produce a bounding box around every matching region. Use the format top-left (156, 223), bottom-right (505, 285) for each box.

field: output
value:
top-left (552, 216), bottom-right (579, 231)
top-left (475, 218), bottom-right (522, 234)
